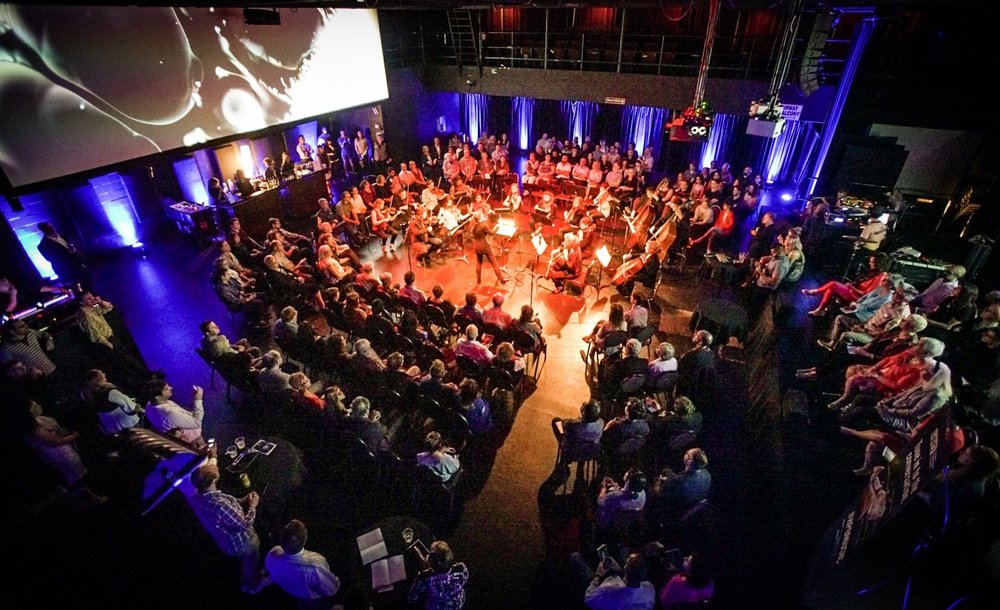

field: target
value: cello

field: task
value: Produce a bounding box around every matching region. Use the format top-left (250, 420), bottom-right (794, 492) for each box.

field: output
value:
top-left (611, 252), bottom-right (652, 287)
top-left (623, 194), bottom-right (657, 251)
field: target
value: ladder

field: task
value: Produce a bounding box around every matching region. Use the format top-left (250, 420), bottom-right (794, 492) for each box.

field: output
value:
top-left (447, 9), bottom-right (481, 76)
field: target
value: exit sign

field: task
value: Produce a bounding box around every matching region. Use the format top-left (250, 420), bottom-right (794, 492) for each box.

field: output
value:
top-left (604, 96), bottom-right (627, 105)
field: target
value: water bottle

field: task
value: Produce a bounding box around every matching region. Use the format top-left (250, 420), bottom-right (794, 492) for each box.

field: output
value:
top-left (240, 473), bottom-right (251, 489)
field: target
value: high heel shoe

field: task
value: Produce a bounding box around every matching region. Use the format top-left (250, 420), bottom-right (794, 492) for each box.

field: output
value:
top-left (801, 288), bottom-right (815, 296)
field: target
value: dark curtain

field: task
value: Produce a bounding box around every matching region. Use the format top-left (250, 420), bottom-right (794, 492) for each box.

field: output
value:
top-left (487, 96), bottom-right (512, 141)
top-left (535, 99), bottom-right (568, 145)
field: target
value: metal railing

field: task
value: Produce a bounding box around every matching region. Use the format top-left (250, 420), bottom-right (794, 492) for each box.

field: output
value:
top-left (384, 28), bottom-right (791, 82)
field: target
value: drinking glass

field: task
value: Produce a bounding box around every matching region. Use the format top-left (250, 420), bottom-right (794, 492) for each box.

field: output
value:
top-left (226, 445), bottom-right (239, 459)
top-left (402, 527), bottom-right (414, 545)
top-left (235, 436), bottom-right (246, 450)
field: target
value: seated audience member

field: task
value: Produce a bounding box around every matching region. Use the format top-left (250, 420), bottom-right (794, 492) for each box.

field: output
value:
top-left (265, 519), bottom-right (341, 608)
top-left (659, 552), bottom-right (715, 610)
top-left (343, 396), bottom-right (390, 452)
top-left (839, 273), bottom-right (905, 322)
top-left (677, 331), bottom-right (715, 403)
top-left (456, 292), bottom-right (483, 325)
top-left (399, 270), bottom-right (427, 306)
top-left (419, 359), bottom-right (460, 409)
top-left (454, 324), bottom-right (494, 367)
top-left (603, 338), bottom-right (648, 396)
top-left (458, 378), bottom-right (492, 435)
top-left (920, 444), bottom-right (1000, 518)
top-left (584, 552), bottom-right (656, 610)
top-left (81, 369), bottom-right (143, 437)
top-left (656, 395), bottom-right (703, 436)
top-left (354, 261), bottom-right (379, 291)
top-left (650, 447), bottom-right (711, 522)
top-left (602, 398), bottom-right (651, 455)
top-left (801, 253), bottom-right (891, 316)
top-left (272, 306), bottom-right (300, 346)
top-left (143, 379), bottom-right (205, 447)
top-left (818, 286), bottom-right (911, 351)
top-left (925, 283), bottom-right (979, 333)
top-left (315, 244), bottom-right (351, 286)
top-left (582, 303), bottom-right (628, 363)
top-left (909, 264), bottom-right (966, 314)
top-left (200, 320), bottom-right (259, 364)
top-left (257, 350), bottom-right (292, 394)
top-left (187, 463), bottom-right (269, 594)
top-left (513, 304), bottom-right (546, 353)
top-left (554, 399), bottom-right (604, 453)
top-left (482, 293), bottom-right (513, 329)
top-left (595, 469), bottom-right (648, 529)
top-left (353, 338), bottom-right (388, 373)
top-left (625, 293), bottom-right (649, 336)
top-left (827, 337), bottom-right (945, 413)
top-left (687, 199), bottom-right (734, 255)
top-left (416, 430), bottom-right (461, 483)
top-left (408, 540), bottom-right (469, 610)
top-left (493, 341), bottom-right (527, 377)
top-left (288, 372), bottom-right (325, 412)
top-left (14, 396), bottom-right (107, 505)
top-left (648, 342), bottom-right (677, 377)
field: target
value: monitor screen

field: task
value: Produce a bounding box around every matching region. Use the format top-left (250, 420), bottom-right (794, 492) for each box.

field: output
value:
top-left (0, 6), bottom-right (388, 189)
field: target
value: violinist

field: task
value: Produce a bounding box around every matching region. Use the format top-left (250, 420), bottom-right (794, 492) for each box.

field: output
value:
top-left (437, 196), bottom-right (461, 234)
top-left (502, 182), bottom-right (523, 212)
top-left (370, 199), bottom-right (401, 255)
top-left (578, 216), bottom-right (597, 258)
top-left (531, 191), bottom-right (555, 231)
top-left (421, 184), bottom-right (443, 213)
top-left (546, 233), bottom-right (583, 293)
top-left (450, 176), bottom-right (473, 207)
top-left (562, 195), bottom-right (590, 232)
top-left (410, 205), bottom-right (443, 266)
top-left (593, 182), bottom-right (619, 219)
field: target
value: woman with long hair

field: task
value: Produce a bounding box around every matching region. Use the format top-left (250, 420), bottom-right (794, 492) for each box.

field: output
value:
top-left (802, 252), bottom-right (892, 316)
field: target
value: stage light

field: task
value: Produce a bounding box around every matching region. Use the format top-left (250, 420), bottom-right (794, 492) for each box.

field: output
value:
top-left (239, 144), bottom-right (255, 178)
top-left (131, 241), bottom-right (145, 249)
top-left (596, 245), bottom-right (612, 268)
top-left (780, 192), bottom-right (795, 202)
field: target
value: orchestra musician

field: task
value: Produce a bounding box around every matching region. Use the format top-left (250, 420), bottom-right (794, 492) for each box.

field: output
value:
top-left (472, 212), bottom-right (509, 286)
top-left (593, 182), bottom-right (620, 219)
top-left (531, 190), bottom-right (555, 231)
top-left (502, 182), bottom-right (523, 212)
top-left (546, 233), bottom-right (583, 293)
top-left (421, 185), bottom-right (443, 213)
top-left (370, 199), bottom-right (401, 255)
top-left (410, 205), bottom-right (443, 266)
top-left (616, 239), bottom-right (662, 297)
top-left (450, 176), bottom-right (473, 208)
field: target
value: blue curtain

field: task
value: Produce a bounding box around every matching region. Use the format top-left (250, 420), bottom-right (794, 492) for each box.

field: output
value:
top-left (559, 100), bottom-right (599, 144)
top-left (512, 96), bottom-right (535, 151)
top-left (699, 112), bottom-right (741, 171)
top-left (462, 93), bottom-right (490, 143)
top-left (763, 120), bottom-right (821, 187)
top-left (621, 105), bottom-right (667, 159)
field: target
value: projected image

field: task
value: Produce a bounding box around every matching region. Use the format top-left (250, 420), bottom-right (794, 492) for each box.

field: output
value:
top-left (0, 6), bottom-right (388, 188)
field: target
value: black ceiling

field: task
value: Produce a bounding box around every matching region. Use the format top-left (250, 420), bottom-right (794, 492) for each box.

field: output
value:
top-left (8, 1), bottom-right (979, 9)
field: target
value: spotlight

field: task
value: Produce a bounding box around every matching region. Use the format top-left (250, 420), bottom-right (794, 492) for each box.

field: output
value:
top-left (780, 192), bottom-right (795, 202)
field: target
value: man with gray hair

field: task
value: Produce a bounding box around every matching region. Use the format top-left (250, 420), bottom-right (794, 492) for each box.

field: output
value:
top-left (257, 349), bottom-right (291, 394)
top-left (343, 395), bottom-right (391, 452)
top-left (454, 324), bottom-right (494, 367)
top-left (482, 292), bottom-right (513, 329)
top-left (678, 330), bottom-right (715, 406)
top-left (819, 283), bottom-right (911, 351)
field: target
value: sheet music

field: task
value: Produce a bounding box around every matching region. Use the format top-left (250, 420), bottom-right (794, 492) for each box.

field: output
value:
top-left (371, 554), bottom-right (407, 592)
top-left (357, 528), bottom-right (388, 565)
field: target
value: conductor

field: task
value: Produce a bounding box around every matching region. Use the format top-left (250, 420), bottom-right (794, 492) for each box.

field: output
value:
top-left (472, 211), bottom-right (509, 286)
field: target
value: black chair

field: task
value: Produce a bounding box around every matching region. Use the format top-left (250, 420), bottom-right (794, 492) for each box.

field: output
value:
top-left (478, 321), bottom-right (509, 347)
top-left (194, 347), bottom-right (218, 389)
top-left (591, 329), bottom-right (628, 367)
top-left (511, 328), bottom-right (547, 380)
top-left (412, 463), bottom-right (464, 533)
top-left (423, 303), bottom-right (451, 345)
top-left (455, 354), bottom-right (486, 384)
top-left (552, 419), bottom-right (601, 488)
top-left (646, 370), bottom-right (679, 404)
top-left (634, 325), bottom-right (657, 357)
top-left (620, 373), bottom-right (648, 399)
top-left (366, 315), bottom-right (396, 353)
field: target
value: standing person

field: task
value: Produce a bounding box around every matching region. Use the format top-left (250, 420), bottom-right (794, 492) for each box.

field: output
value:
top-left (336, 129), bottom-right (355, 173)
top-left (187, 463), bottom-right (270, 594)
top-left (407, 540), bottom-right (469, 610)
top-left (265, 519), bottom-right (341, 609)
top-left (354, 129), bottom-right (370, 171)
top-left (373, 132), bottom-right (390, 173)
top-left (37, 221), bottom-right (90, 287)
top-left (296, 135), bottom-right (313, 164)
top-left (472, 212), bottom-right (508, 286)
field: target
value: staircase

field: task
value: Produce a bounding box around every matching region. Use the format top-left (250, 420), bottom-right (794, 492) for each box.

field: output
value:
top-left (447, 9), bottom-right (481, 75)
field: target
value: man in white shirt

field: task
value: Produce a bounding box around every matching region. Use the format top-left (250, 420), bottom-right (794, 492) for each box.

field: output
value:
top-left (266, 520), bottom-right (340, 609)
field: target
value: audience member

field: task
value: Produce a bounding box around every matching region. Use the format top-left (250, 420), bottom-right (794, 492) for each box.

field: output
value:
top-left (265, 519), bottom-right (341, 609)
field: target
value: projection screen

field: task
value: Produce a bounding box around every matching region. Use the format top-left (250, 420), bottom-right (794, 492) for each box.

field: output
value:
top-left (0, 5), bottom-right (388, 188)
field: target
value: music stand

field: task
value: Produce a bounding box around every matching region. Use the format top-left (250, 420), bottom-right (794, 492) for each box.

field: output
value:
top-left (495, 217), bottom-right (518, 274)
top-left (449, 215), bottom-right (473, 264)
top-left (528, 233), bottom-right (548, 310)
top-left (587, 245), bottom-right (615, 301)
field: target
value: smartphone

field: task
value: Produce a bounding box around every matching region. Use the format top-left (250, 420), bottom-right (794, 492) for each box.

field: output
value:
top-left (206, 438), bottom-right (216, 450)
top-left (596, 544), bottom-right (608, 561)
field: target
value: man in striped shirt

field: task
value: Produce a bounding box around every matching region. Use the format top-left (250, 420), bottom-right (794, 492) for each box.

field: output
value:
top-left (0, 319), bottom-right (56, 376)
top-left (188, 463), bottom-right (270, 594)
